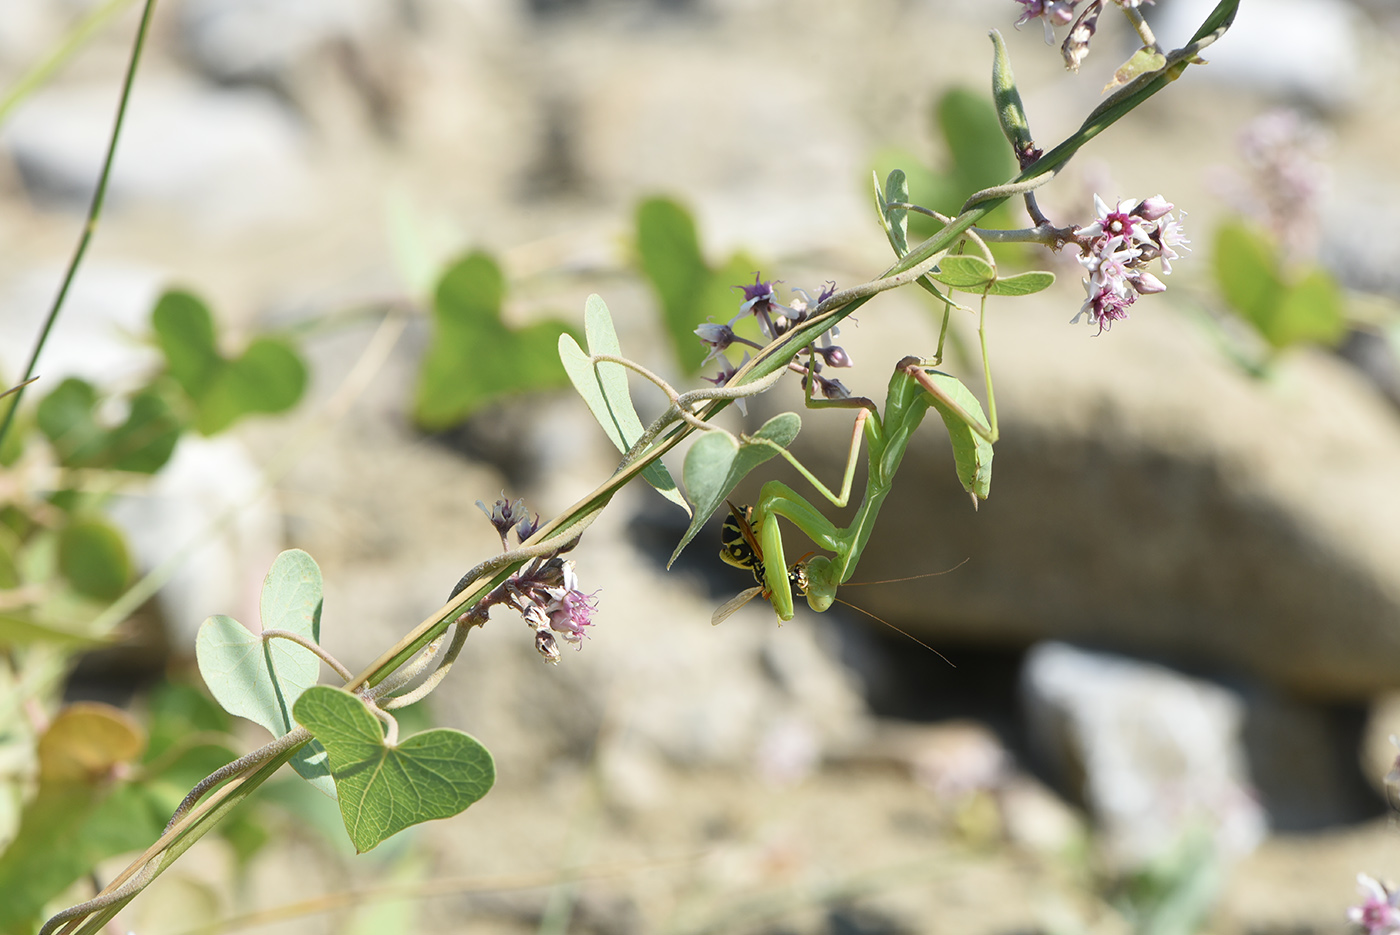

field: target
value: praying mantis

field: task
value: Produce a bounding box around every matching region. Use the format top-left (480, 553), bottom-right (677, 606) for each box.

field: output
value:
top-left (712, 352), bottom-right (998, 625)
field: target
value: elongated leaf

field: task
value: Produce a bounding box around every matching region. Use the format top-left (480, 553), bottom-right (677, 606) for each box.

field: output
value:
top-left (195, 549), bottom-right (334, 796)
top-left (988, 270), bottom-right (1055, 296)
top-left (923, 371), bottom-right (993, 501)
top-left (293, 686), bottom-right (495, 853)
top-left (882, 169), bottom-right (910, 257)
top-left (560, 295), bottom-right (688, 514)
top-left (669, 412), bottom-right (801, 566)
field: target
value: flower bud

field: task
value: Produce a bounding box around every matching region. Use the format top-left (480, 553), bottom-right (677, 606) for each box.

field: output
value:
top-left (1135, 195), bottom-right (1174, 221)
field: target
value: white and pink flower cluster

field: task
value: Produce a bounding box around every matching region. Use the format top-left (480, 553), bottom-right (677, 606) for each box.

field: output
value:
top-left (1073, 194), bottom-right (1188, 334)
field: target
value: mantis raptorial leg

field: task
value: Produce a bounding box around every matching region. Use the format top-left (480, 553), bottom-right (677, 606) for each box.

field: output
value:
top-left (716, 340), bottom-right (998, 624)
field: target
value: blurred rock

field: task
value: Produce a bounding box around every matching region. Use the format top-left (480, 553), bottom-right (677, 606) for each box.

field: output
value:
top-left (107, 435), bottom-right (284, 651)
top-left (1021, 642), bottom-right (1266, 869)
top-left (792, 293), bottom-right (1400, 699)
top-left (0, 262), bottom-right (164, 384)
top-left (2, 77), bottom-right (309, 228)
top-left (1153, 0), bottom-right (1361, 109)
top-left (178, 0), bottom-right (391, 84)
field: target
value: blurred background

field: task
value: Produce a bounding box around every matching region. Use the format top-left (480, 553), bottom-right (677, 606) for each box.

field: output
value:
top-left (3, 0), bottom-right (1400, 933)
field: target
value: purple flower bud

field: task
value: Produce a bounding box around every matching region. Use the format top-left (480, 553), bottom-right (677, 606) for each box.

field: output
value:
top-left (477, 494), bottom-right (527, 549)
top-left (1135, 195), bottom-right (1174, 221)
top-left (816, 344), bottom-right (852, 368)
top-left (515, 512), bottom-right (542, 543)
top-left (1131, 272), bottom-right (1167, 295)
top-left (817, 376), bottom-right (851, 400)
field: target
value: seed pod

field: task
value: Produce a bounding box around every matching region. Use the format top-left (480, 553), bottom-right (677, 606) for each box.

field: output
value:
top-left (989, 30), bottom-right (1039, 167)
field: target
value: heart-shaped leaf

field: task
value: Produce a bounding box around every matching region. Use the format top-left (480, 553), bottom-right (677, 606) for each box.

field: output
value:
top-left (152, 288), bottom-right (307, 436)
top-left (669, 412), bottom-right (801, 566)
top-left (37, 378), bottom-right (182, 473)
top-left (560, 295), bottom-right (688, 514)
top-left (196, 549), bottom-right (334, 796)
top-left (293, 686), bottom-right (495, 853)
top-left (414, 252), bottom-right (578, 428)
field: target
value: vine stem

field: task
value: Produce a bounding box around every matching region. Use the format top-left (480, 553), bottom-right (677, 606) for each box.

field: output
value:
top-left (0, 0), bottom-right (159, 451)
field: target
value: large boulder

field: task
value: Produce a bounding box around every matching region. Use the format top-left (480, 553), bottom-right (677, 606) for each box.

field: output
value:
top-left (768, 287), bottom-right (1400, 699)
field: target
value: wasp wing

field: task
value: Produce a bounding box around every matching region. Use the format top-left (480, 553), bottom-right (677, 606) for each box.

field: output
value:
top-left (712, 586), bottom-right (763, 626)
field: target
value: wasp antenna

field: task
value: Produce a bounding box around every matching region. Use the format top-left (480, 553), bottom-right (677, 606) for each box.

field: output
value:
top-left (843, 556), bottom-right (970, 587)
top-left (832, 597), bottom-right (955, 668)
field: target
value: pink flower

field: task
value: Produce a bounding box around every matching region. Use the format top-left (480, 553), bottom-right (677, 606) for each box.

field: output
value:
top-left (1349, 875), bottom-right (1400, 935)
top-left (1013, 0), bottom-right (1079, 42)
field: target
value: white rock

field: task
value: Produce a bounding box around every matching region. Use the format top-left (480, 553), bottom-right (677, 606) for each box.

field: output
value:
top-left (178, 0), bottom-right (391, 83)
top-left (2, 77), bottom-right (310, 230)
top-left (1022, 642), bottom-right (1266, 869)
top-left (1153, 0), bottom-right (1361, 109)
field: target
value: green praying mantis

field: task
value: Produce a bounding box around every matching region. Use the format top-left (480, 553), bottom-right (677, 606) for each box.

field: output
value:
top-left (712, 350), bottom-right (998, 625)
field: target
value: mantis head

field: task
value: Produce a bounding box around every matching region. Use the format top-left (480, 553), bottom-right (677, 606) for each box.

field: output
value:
top-left (798, 555), bottom-right (841, 613)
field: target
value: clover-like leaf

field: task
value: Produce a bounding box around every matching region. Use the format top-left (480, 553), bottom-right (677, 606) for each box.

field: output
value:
top-left (152, 288), bottom-right (307, 436)
top-left (195, 549), bottom-right (334, 796)
top-left (669, 412), bottom-right (801, 566)
top-left (293, 685), bottom-right (495, 853)
top-left (560, 294), bottom-right (688, 515)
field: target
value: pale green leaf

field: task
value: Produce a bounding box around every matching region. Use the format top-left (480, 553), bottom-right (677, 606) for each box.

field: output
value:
top-left (669, 412), bottom-right (801, 566)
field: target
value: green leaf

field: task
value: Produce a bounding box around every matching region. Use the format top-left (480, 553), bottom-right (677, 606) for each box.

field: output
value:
top-left (669, 412), bottom-right (802, 566)
top-left (929, 255), bottom-right (996, 290)
top-left (293, 686), bottom-right (495, 853)
top-left (881, 169), bottom-right (910, 257)
top-left (923, 371), bottom-right (993, 501)
top-left (559, 295), bottom-right (688, 515)
top-left (195, 549), bottom-right (334, 797)
top-left (57, 517), bottom-right (131, 600)
top-left (152, 287), bottom-right (308, 437)
top-left (1272, 268), bottom-right (1346, 348)
top-left (152, 290), bottom-right (220, 400)
top-left (637, 197), bottom-right (712, 372)
top-left (413, 251), bottom-right (577, 428)
top-left (0, 611), bottom-right (107, 648)
top-left (939, 88), bottom-right (1016, 205)
top-left (36, 378), bottom-right (182, 473)
top-left (1106, 47), bottom-right (1168, 93)
top-left (197, 337), bottom-right (307, 435)
top-left (1214, 222), bottom-right (1285, 334)
top-left (988, 270), bottom-right (1055, 296)
top-left (105, 387), bottom-right (182, 473)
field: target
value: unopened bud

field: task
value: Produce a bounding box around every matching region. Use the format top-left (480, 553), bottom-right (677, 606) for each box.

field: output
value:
top-left (535, 628), bottom-right (560, 664)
